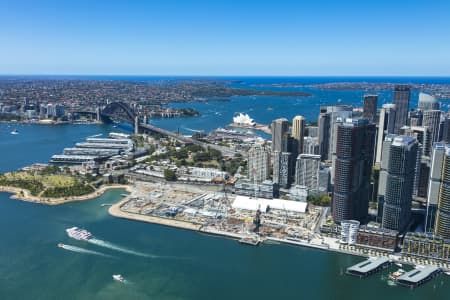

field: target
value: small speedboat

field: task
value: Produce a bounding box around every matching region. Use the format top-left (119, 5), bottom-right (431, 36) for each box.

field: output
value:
top-left (113, 274), bottom-right (126, 283)
top-left (10, 129), bottom-right (19, 135)
top-left (389, 269), bottom-right (405, 281)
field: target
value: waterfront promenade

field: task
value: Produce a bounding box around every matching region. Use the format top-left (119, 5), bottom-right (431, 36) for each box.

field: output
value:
top-left (0, 184), bottom-right (131, 205)
top-left (106, 186), bottom-right (450, 273)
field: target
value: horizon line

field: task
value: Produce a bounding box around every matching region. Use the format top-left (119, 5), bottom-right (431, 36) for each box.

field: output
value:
top-left (1, 74), bottom-right (450, 78)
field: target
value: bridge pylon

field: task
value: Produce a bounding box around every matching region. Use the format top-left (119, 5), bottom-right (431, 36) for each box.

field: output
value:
top-left (134, 116), bottom-right (140, 134)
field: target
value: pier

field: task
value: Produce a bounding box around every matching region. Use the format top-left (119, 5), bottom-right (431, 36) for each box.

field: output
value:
top-left (396, 266), bottom-right (442, 288)
top-left (238, 237), bottom-right (260, 246)
top-left (229, 122), bottom-right (272, 135)
top-left (346, 257), bottom-right (391, 277)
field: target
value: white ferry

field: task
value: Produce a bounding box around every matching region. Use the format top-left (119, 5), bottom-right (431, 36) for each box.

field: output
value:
top-left (66, 227), bottom-right (93, 241)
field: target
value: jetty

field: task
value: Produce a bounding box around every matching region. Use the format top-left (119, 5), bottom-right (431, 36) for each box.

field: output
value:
top-left (238, 237), bottom-right (260, 246)
top-left (396, 266), bottom-right (442, 288)
top-left (229, 122), bottom-right (272, 135)
top-left (346, 257), bottom-right (391, 278)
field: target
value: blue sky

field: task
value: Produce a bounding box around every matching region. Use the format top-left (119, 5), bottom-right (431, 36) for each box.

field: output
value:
top-left (1, 0), bottom-right (449, 75)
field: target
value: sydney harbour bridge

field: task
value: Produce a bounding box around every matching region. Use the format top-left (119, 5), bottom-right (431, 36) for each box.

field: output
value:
top-left (98, 101), bottom-right (237, 156)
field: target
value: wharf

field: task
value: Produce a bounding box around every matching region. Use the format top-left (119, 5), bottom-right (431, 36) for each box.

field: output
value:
top-left (238, 237), bottom-right (260, 246)
top-left (346, 257), bottom-right (391, 278)
top-left (229, 122), bottom-right (272, 135)
top-left (396, 266), bottom-right (442, 288)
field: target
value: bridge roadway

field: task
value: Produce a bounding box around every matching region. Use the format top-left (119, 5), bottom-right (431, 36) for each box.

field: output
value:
top-left (139, 123), bottom-right (239, 157)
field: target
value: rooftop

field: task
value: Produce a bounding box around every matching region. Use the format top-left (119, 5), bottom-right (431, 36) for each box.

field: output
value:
top-left (346, 257), bottom-right (390, 275)
top-left (392, 135), bottom-right (417, 147)
top-left (232, 195), bottom-right (307, 213)
top-left (396, 266), bottom-right (440, 284)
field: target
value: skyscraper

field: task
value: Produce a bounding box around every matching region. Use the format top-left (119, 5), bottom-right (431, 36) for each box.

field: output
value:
top-left (426, 143), bottom-right (446, 232)
top-left (248, 143), bottom-right (271, 183)
top-left (393, 85), bottom-right (411, 134)
top-left (273, 151), bottom-right (292, 188)
top-left (292, 115), bottom-right (305, 155)
top-left (381, 136), bottom-right (418, 232)
top-left (440, 114), bottom-right (450, 143)
top-left (402, 126), bottom-right (432, 157)
top-left (422, 110), bottom-right (441, 144)
top-left (271, 118), bottom-right (289, 152)
top-left (377, 134), bottom-right (395, 222)
top-left (375, 103), bottom-right (396, 164)
top-left (363, 94), bottom-right (378, 122)
top-left (418, 92), bottom-right (440, 111)
top-left (427, 143), bottom-right (450, 239)
top-left (317, 105), bottom-right (352, 161)
top-left (409, 110), bottom-right (423, 127)
top-left (295, 154), bottom-right (321, 191)
top-left (435, 154), bottom-right (450, 239)
top-left (318, 111), bottom-right (330, 160)
top-left (332, 118), bottom-right (375, 223)
top-left (303, 136), bottom-right (320, 154)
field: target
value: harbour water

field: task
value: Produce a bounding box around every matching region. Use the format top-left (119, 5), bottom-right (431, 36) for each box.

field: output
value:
top-left (1, 77), bottom-right (450, 299)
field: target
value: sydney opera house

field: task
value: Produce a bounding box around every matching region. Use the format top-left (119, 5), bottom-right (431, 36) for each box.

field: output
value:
top-left (233, 113), bottom-right (255, 126)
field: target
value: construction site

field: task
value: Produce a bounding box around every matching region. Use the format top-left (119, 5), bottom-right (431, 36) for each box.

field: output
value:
top-left (115, 181), bottom-right (325, 245)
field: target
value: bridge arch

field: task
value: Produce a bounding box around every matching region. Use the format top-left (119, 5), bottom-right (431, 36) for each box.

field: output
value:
top-left (100, 102), bottom-right (136, 125)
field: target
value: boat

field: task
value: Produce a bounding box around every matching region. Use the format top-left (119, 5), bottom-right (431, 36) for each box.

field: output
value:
top-left (57, 243), bottom-right (64, 248)
top-left (66, 227), bottom-right (93, 241)
top-left (445, 272), bottom-right (450, 276)
top-left (113, 274), bottom-right (126, 283)
top-left (10, 129), bottom-right (19, 135)
top-left (395, 263), bottom-right (403, 267)
top-left (389, 269), bottom-right (405, 281)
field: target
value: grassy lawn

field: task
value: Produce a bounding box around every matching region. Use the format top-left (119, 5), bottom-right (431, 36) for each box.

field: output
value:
top-left (0, 171), bottom-right (93, 197)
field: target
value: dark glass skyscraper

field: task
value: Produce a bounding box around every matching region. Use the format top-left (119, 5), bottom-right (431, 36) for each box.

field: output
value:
top-left (332, 118), bottom-right (375, 223)
top-left (363, 94), bottom-right (378, 122)
top-left (393, 85), bottom-right (411, 134)
top-left (381, 136), bottom-right (418, 232)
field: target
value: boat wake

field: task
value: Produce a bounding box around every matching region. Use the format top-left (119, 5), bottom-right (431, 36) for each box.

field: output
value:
top-left (182, 127), bottom-right (203, 133)
top-left (59, 244), bottom-right (113, 258)
top-left (88, 238), bottom-right (156, 258)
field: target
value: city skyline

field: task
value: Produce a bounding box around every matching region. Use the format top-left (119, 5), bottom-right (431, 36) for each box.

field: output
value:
top-left (1, 0), bottom-right (450, 76)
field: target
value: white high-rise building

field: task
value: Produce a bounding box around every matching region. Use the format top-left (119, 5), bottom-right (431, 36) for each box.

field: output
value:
top-left (340, 220), bottom-right (360, 245)
top-left (422, 110), bottom-right (441, 144)
top-left (418, 93), bottom-right (440, 111)
top-left (375, 103), bottom-right (396, 164)
top-left (295, 154), bottom-right (321, 191)
top-left (248, 143), bottom-right (271, 183)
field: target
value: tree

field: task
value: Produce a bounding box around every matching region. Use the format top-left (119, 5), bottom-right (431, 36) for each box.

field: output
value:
top-left (193, 152), bottom-right (211, 162)
top-left (164, 169), bottom-right (177, 181)
top-left (307, 194), bottom-right (331, 207)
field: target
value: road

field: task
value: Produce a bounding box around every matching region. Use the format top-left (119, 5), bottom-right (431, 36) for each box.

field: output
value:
top-left (139, 123), bottom-right (239, 157)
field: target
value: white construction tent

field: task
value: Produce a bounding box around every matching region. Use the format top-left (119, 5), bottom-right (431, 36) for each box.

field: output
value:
top-left (232, 195), bottom-right (307, 213)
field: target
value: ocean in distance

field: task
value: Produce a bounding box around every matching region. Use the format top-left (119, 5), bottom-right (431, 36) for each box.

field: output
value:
top-left (1, 76), bottom-right (450, 299)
